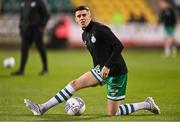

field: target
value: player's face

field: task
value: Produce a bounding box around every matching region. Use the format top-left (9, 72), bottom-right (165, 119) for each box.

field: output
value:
top-left (75, 10), bottom-right (92, 28)
top-left (159, 0), bottom-right (169, 9)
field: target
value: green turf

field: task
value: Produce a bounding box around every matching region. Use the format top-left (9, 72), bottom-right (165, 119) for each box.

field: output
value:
top-left (0, 49), bottom-right (180, 121)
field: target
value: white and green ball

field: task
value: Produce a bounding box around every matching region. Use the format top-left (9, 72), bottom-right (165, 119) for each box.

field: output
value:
top-left (65, 97), bottom-right (86, 116)
top-left (3, 57), bottom-right (15, 68)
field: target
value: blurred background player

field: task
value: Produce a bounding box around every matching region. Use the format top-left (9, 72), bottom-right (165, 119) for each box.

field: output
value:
top-left (11, 0), bottom-right (50, 76)
top-left (158, 0), bottom-right (178, 57)
top-left (23, 6), bottom-right (160, 116)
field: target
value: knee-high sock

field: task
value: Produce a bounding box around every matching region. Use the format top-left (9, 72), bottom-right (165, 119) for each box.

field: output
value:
top-left (164, 45), bottom-right (171, 57)
top-left (116, 102), bottom-right (150, 115)
top-left (41, 84), bottom-right (75, 110)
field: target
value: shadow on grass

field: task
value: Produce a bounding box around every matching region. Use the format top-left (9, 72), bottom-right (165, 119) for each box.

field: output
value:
top-left (0, 113), bottom-right (160, 121)
top-left (0, 113), bottom-right (107, 121)
top-left (41, 113), bottom-right (107, 121)
top-left (0, 74), bottom-right (11, 78)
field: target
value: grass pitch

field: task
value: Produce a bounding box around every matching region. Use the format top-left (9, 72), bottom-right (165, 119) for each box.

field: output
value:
top-left (0, 49), bottom-right (180, 121)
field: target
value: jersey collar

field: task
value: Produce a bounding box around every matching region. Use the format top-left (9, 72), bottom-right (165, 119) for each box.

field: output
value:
top-left (83, 21), bottom-right (94, 32)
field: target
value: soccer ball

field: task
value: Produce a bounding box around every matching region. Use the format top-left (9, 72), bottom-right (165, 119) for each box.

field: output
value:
top-left (65, 97), bottom-right (86, 116)
top-left (3, 57), bottom-right (15, 68)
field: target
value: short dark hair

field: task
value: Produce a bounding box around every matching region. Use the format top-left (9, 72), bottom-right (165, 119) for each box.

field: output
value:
top-left (73, 6), bottom-right (90, 14)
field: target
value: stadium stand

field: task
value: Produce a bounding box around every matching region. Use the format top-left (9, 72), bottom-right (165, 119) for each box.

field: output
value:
top-left (2, 0), bottom-right (20, 14)
top-left (71, 0), bottom-right (158, 24)
top-left (46, 0), bottom-right (73, 13)
top-left (1, 0), bottom-right (157, 24)
top-left (1, 0), bottom-right (73, 14)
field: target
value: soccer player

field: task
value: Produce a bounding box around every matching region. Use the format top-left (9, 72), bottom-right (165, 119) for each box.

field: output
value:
top-left (159, 0), bottom-right (177, 57)
top-left (24, 6), bottom-right (160, 116)
top-left (11, 0), bottom-right (49, 76)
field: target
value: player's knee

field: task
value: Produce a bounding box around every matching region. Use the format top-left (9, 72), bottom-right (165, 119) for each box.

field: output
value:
top-left (107, 111), bottom-right (116, 116)
top-left (70, 80), bottom-right (79, 90)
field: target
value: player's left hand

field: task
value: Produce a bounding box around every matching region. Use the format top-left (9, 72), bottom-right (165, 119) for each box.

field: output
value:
top-left (100, 66), bottom-right (110, 78)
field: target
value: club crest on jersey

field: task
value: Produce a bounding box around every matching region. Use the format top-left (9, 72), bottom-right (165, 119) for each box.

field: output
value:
top-left (31, 1), bottom-right (36, 7)
top-left (91, 35), bottom-right (96, 43)
top-left (21, 2), bottom-right (25, 7)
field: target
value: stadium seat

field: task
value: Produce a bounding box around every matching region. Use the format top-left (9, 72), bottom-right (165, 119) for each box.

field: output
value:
top-left (2, 0), bottom-right (74, 14)
top-left (2, 0), bottom-right (20, 13)
top-left (47, 0), bottom-right (73, 13)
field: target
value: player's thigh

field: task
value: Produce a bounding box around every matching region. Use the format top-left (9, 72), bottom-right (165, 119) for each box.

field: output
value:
top-left (106, 74), bottom-right (127, 101)
top-left (70, 71), bottom-right (99, 90)
top-left (106, 74), bottom-right (128, 115)
top-left (21, 34), bottom-right (33, 50)
top-left (34, 30), bottom-right (44, 48)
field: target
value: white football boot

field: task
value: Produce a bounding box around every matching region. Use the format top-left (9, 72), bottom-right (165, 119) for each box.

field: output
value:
top-left (145, 97), bottom-right (160, 114)
top-left (24, 99), bottom-right (46, 115)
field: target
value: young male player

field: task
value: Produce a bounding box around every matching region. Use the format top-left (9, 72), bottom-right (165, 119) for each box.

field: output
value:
top-left (24, 6), bottom-right (160, 116)
top-left (159, 0), bottom-right (177, 57)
